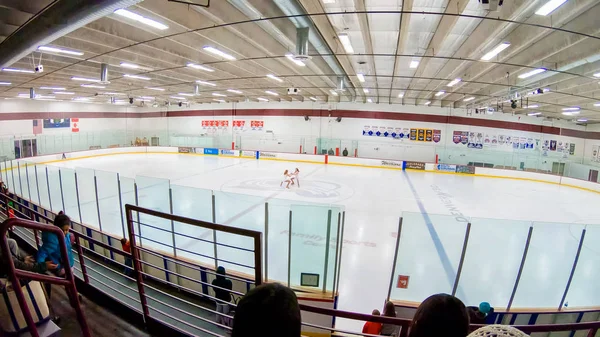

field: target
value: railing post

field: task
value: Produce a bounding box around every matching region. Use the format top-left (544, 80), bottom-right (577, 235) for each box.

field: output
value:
top-left (45, 166), bottom-right (52, 211)
top-left (507, 226), bottom-right (534, 310)
top-left (75, 232), bottom-right (89, 284)
top-left (10, 160), bottom-right (16, 194)
top-left (17, 161), bottom-right (23, 197)
top-left (34, 165), bottom-right (41, 205)
top-left (587, 328), bottom-right (598, 337)
top-left (25, 165), bottom-right (31, 202)
top-left (332, 212), bottom-right (342, 295)
top-left (127, 207), bottom-right (151, 323)
top-left (58, 168), bottom-right (65, 211)
top-left (93, 175), bottom-right (102, 232)
top-left (387, 217), bottom-right (403, 301)
top-left (559, 228), bottom-right (586, 310)
top-left (134, 183), bottom-right (142, 246)
top-left (212, 193), bottom-right (218, 269)
top-left (169, 188), bottom-right (176, 257)
top-left (117, 173), bottom-right (126, 239)
top-left (287, 209), bottom-right (292, 287)
top-left (254, 231), bottom-right (263, 286)
top-left (322, 209), bottom-right (332, 293)
top-left (264, 202), bottom-right (269, 282)
top-left (335, 211), bottom-right (345, 295)
top-left (74, 171), bottom-right (83, 223)
top-left (452, 222), bottom-right (472, 296)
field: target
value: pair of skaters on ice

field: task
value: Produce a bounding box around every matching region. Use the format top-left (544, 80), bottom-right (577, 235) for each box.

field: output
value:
top-left (281, 168), bottom-right (300, 189)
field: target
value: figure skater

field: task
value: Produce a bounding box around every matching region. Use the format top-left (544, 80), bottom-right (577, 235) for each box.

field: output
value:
top-left (280, 170), bottom-right (292, 189)
top-left (290, 168), bottom-right (300, 187)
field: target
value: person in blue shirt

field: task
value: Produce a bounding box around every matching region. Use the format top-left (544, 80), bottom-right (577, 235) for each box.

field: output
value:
top-left (37, 211), bottom-right (74, 277)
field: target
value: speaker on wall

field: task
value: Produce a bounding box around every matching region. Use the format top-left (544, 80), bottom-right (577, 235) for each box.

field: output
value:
top-left (304, 115), bottom-right (310, 121)
top-left (335, 116), bottom-right (342, 122)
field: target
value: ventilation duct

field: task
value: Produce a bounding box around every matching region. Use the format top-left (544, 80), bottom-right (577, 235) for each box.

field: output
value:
top-left (336, 76), bottom-right (345, 92)
top-left (100, 63), bottom-right (109, 83)
top-left (194, 84), bottom-right (200, 95)
top-left (295, 27), bottom-right (310, 61)
top-left (0, 0), bottom-right (143, 68)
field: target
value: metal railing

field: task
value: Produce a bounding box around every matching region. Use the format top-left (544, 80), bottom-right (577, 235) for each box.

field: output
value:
top-left (0, 217), bottom-right (91, 337)
top-left (2, 191), bottom-right (600, 337)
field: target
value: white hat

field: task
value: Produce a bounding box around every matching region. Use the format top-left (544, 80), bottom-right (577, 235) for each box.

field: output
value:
top-left (468, 325), bottom-right (530, 337)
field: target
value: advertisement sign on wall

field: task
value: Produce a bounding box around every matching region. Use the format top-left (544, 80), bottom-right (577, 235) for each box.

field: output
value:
top-left (204, 148), bottom-right (218, 155)
top-left (220, 149), bottom-right (239, 156)
top-left (455, 165), bottom-right (475, 174)
top-left (437, 164), bottom-right (457, 172)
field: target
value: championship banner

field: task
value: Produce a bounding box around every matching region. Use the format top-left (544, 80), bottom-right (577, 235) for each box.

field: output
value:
top-left (433, 130), bottom-right (441, 143)
top-left (410, 129), bottom-right (417, 141)
top-left (453, 131), bottom-right (462, 144)
top-left (569, 143), bottom-right (575, 155)
top-left (250, 120), bottom-right (264, 130)
top-left (417, 129), bottom-right (425, 141)
top-left (425, 129), bottom-right (433, 142)
top-left (233, 120), bottom-right (246, 130)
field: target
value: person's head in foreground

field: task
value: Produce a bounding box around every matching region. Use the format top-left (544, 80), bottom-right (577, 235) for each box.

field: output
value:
top-left (467, 325), bottom-right (529, 337)
top-left (232, 283), bottom-right (301, 337)
top-left (408, 293), bottom-right (469, 337)
top-left (372, 309), bottom-right (380, 316)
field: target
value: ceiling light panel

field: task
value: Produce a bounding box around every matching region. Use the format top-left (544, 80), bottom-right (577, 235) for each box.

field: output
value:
top-left (409, 60), bottom-right (419, 69)
top-left (170, 96), bottom-right (187, 100)
top-left (424, 101), bottom-right (431, 105)
top-left (481, 42), bottom-right (510, 61)
top-left (435, 91), bottom-right (446, 96)
top-left (338, 33), bottom-right (354, 54)
top-left (124, 74), bottom-right (151, 80)
top-left (257, 97), bottom-right (269, 102)
top-left (114, 9), bottom-right (168, 30)
top-left (518, 68), bottom-right (546, 79)
top-left (203, 46), bottom-right (236, 60)
top-left (447, 78), bottom-right (461, 87)
top-left (38, 46), bottom-right (84, 56)
top-left (212, 93), bottom-right (227, 97)
top-left (0, 82), bottom-right (11, 85)
top-left (227, 89), bottom-right (242, 94)
top-left (528, 112), bottom-right (542, 116)
top-left (177, 93), bottom-right (194, 97)
top-left (80, 84), bottom-right (105, 89)
top-left (357, 73), bottom-right (365, 82)
top-left (398, 92), bottom-right (404, 98)
top-left (146, 87), bottom-right (165, 91)
top-left (265, 90), bottom-right (278, 96)
top-left (40, 87), bottom-right (65, 90)
top-left (266, 74), bottom-right (283, 82)
top-left (72, 76), bottom-right (101, 82)
top-left (464, 97), bottom-right (475, 102)
top-left (535, 0), bottom-right (568, 16)
top-left (285, 53), bottom-right (305, 67)
top-left (187, 63), bottom-right (214, 72)
top-left (54, 92), bottom-right (75, 95)
top-left (3, 68), bottom-right (35, 74)
top-left (196, 80), bottom-right (216, 87)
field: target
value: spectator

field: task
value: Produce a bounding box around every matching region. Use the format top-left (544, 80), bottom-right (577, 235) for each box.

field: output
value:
top-left (362, 309), bottom-right (382, 335)
top-left (211, 266), bottom-right (233, 326)
top-left (0, 237), bottom-right (57, 277)
top-left (0, 180), bottom-right (7, 194)
top-left (381, 301), bottom-right (399, 336)
top-left (37, 212), bottom-right (74, 279)
top-left (232, 283), bottom-right (301, 337)
top-left (408, 293), bottom-right (469, 337)
top-left (342, 147), bottom-right (349, 156)
top-left (468, 302), bottom-right (494, 324)
top-left (120, 238), bottom-right (133, 277)
top-left (327, 148), bottom-right (335, 155)
top-left (468, 325), bottom-right (529, 337)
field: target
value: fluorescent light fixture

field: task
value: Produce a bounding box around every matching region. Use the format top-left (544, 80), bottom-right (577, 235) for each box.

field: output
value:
top-left (398, 92), bottom-right (404, 98)
top-left (266, 74), bottom-right (283, 82)
top-left (424, 101), bottom-right (431, 105)
top-left (367, 98), bottom-right (373, 103)
top-left (543, 88), bottom-right (551, 92)
top-left (80, 84), bottom-right (105, 89)
top-left (146, 87), bottom-right (165, 91)
top-left (213, 99), bottom-right (226, 103)
top-left (203, 46), bottom-right (236, 61)
top-left (435, 90), bottom-right (446, 96)
top-left (447, 78), bottom-right (461, 87)
top-left (363, 88), bottom-right (369, 93)
top-left (196, 80), bottom-right (216, 87)
top-left (0, 82), bottom-right (11, 85)
top-left (594, 73), bottom-right (600, 78)
top-left (285, 53), bottom-right (305, 67)
top-left (135, 98), bottom-right (153, 102)
top-left (3, 68), bottom-right (35, 74)
top-left (227, 89), bottom-right (242, 94)
top-left (36, 95), bottom-right (55, 99)
top-left (103, 92), bottom-right (125, 95)
top-left (562, 107), bottom-right (580, 111)
top-left (357, 73), bottom-right (365, 82)
top-left (114, 9), bottom-right (168, 30)
top-left (594, 103), bottom-right (600, 107)
top-left (40, 86), bottom-right (65, 90)
top-left (140, 96), bottom-right (155, 99)
top-left (73, 97), bottom-right (90, 101)
top-left (330, 90), bottom-right (338, 96)
top-left (535, 0), bottom-right (568, 16)
top-left (124, 74), bottom-right (151, 80)
top-left (518, 68), bottom-right (546, 79)
top-left (54, 92), bottom-right (75, 95)
top-left (528, 112), bottom-right (542, 116)
top-left (72, 76), bottom-right (101, 82)
top-left (17, 94), bottom-right (29, 98)
top-left (120, 62), bottom-right (141, 69)
top-left (212, 93), bottom-right (226, 97)
top-left (577, 118), bottom-right (588, 122)
top-left (309, 97), bottom-right (317, 101)
top-left (338, 33), bottom-right (354, 54)
top-left (265, 90), bottom-right (278, 96)
top-left (409, 60), bottom-right (419, 68)
top-left (257, 97), bottom-right (269, 102)
top-left (170, 96), bottom-right (187, 100)
top-left (178, 93), bottom-right (195, 97)
top-left (464, 97), bottom-right (475, 102)
top-left (323, 0), bottom-right (336, 3)
top-left (481, 42), bottom-right (511, 61)
top-left (562, 112), bottom-right (574, 116)
top-left (186, 63), bottom-right (214, 72)
top-left (526, 104), bottom-right (539, 108)
top-left (38, 46), bottom-right (83, 56)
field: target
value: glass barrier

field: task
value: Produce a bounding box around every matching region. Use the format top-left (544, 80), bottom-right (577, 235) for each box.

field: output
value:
top-left (390, 212), bottom-right (469, 303)
top-left (119, 175), bottom-right (136, 229)
top-left (289, 204), bottom-right (341, 292)
top-left (0, 137), bottom-right (14, 160)
top-left (95, 170), bottom-right (124, 237)
top-left (35, 164), bottom-right (52, 210)
top-left (76, 167), bottom-right (99, 229)
top-left (135, 175), bottom-right (173, 253)
top-left (171, 184), bottom-right (214, 266)
top-left (564, 224), bottom-right (600, 307)
top-left (266, 200), bottom-right (292, 283)
top-left (16, 161), bottom-right (34, 201)
top-left (456, 218), bottom-right (531, 308)
top-left (46, 165), bottom-right (63, 213)
top-left (60, 167), bottom-right (80, 223)
top-left (511, 221), bottom-right (585, 308)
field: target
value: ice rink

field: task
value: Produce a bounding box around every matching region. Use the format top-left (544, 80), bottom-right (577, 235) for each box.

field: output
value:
top-left (40, 153), bottom-right (600, 332)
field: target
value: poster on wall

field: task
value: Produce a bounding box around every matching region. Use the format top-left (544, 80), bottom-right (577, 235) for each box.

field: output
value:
top-left (250, 120), bottom-right (264, 130)
top-left (468, 132), bottom-right (483, 149)
top-left (233, 120), bottom-right (245, 130)
top-left (570, 143), bottom-right (575, 155)
top-left (44, 118), bottom-right (70, 128)
top-left (550, 140), bottom-right (557, 151)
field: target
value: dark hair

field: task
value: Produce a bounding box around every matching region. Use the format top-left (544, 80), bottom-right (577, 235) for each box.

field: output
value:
top-left (54, 212), bottom-right (71, 228)
top-left (232, 283), bottom-right (301, 337)
top-left (383, 301), bottom-right (396, 317)
top-left (120, 238), bottom-right (128, 245)
top-left (408, 294), bottom-right (469, 337)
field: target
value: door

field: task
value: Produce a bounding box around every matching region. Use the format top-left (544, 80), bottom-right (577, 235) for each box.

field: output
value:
top-left (589, 170), bottom-right (598, 182)
top-left (14, 140), bottom-right (21, 159)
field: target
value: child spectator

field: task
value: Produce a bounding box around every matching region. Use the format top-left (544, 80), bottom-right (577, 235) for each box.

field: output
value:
top-left (381, 301), bottom-right (399, 336)
top-left (408, 293), bottom-right (469, 337)
top-left (37, 211), bottom-right (74, 276)
top-left (120, 238), bottom-right (133, 277)
top-left (211, 266), bottom-right (233, 326)
top-left (362, 309), bottom-right (382, 335)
